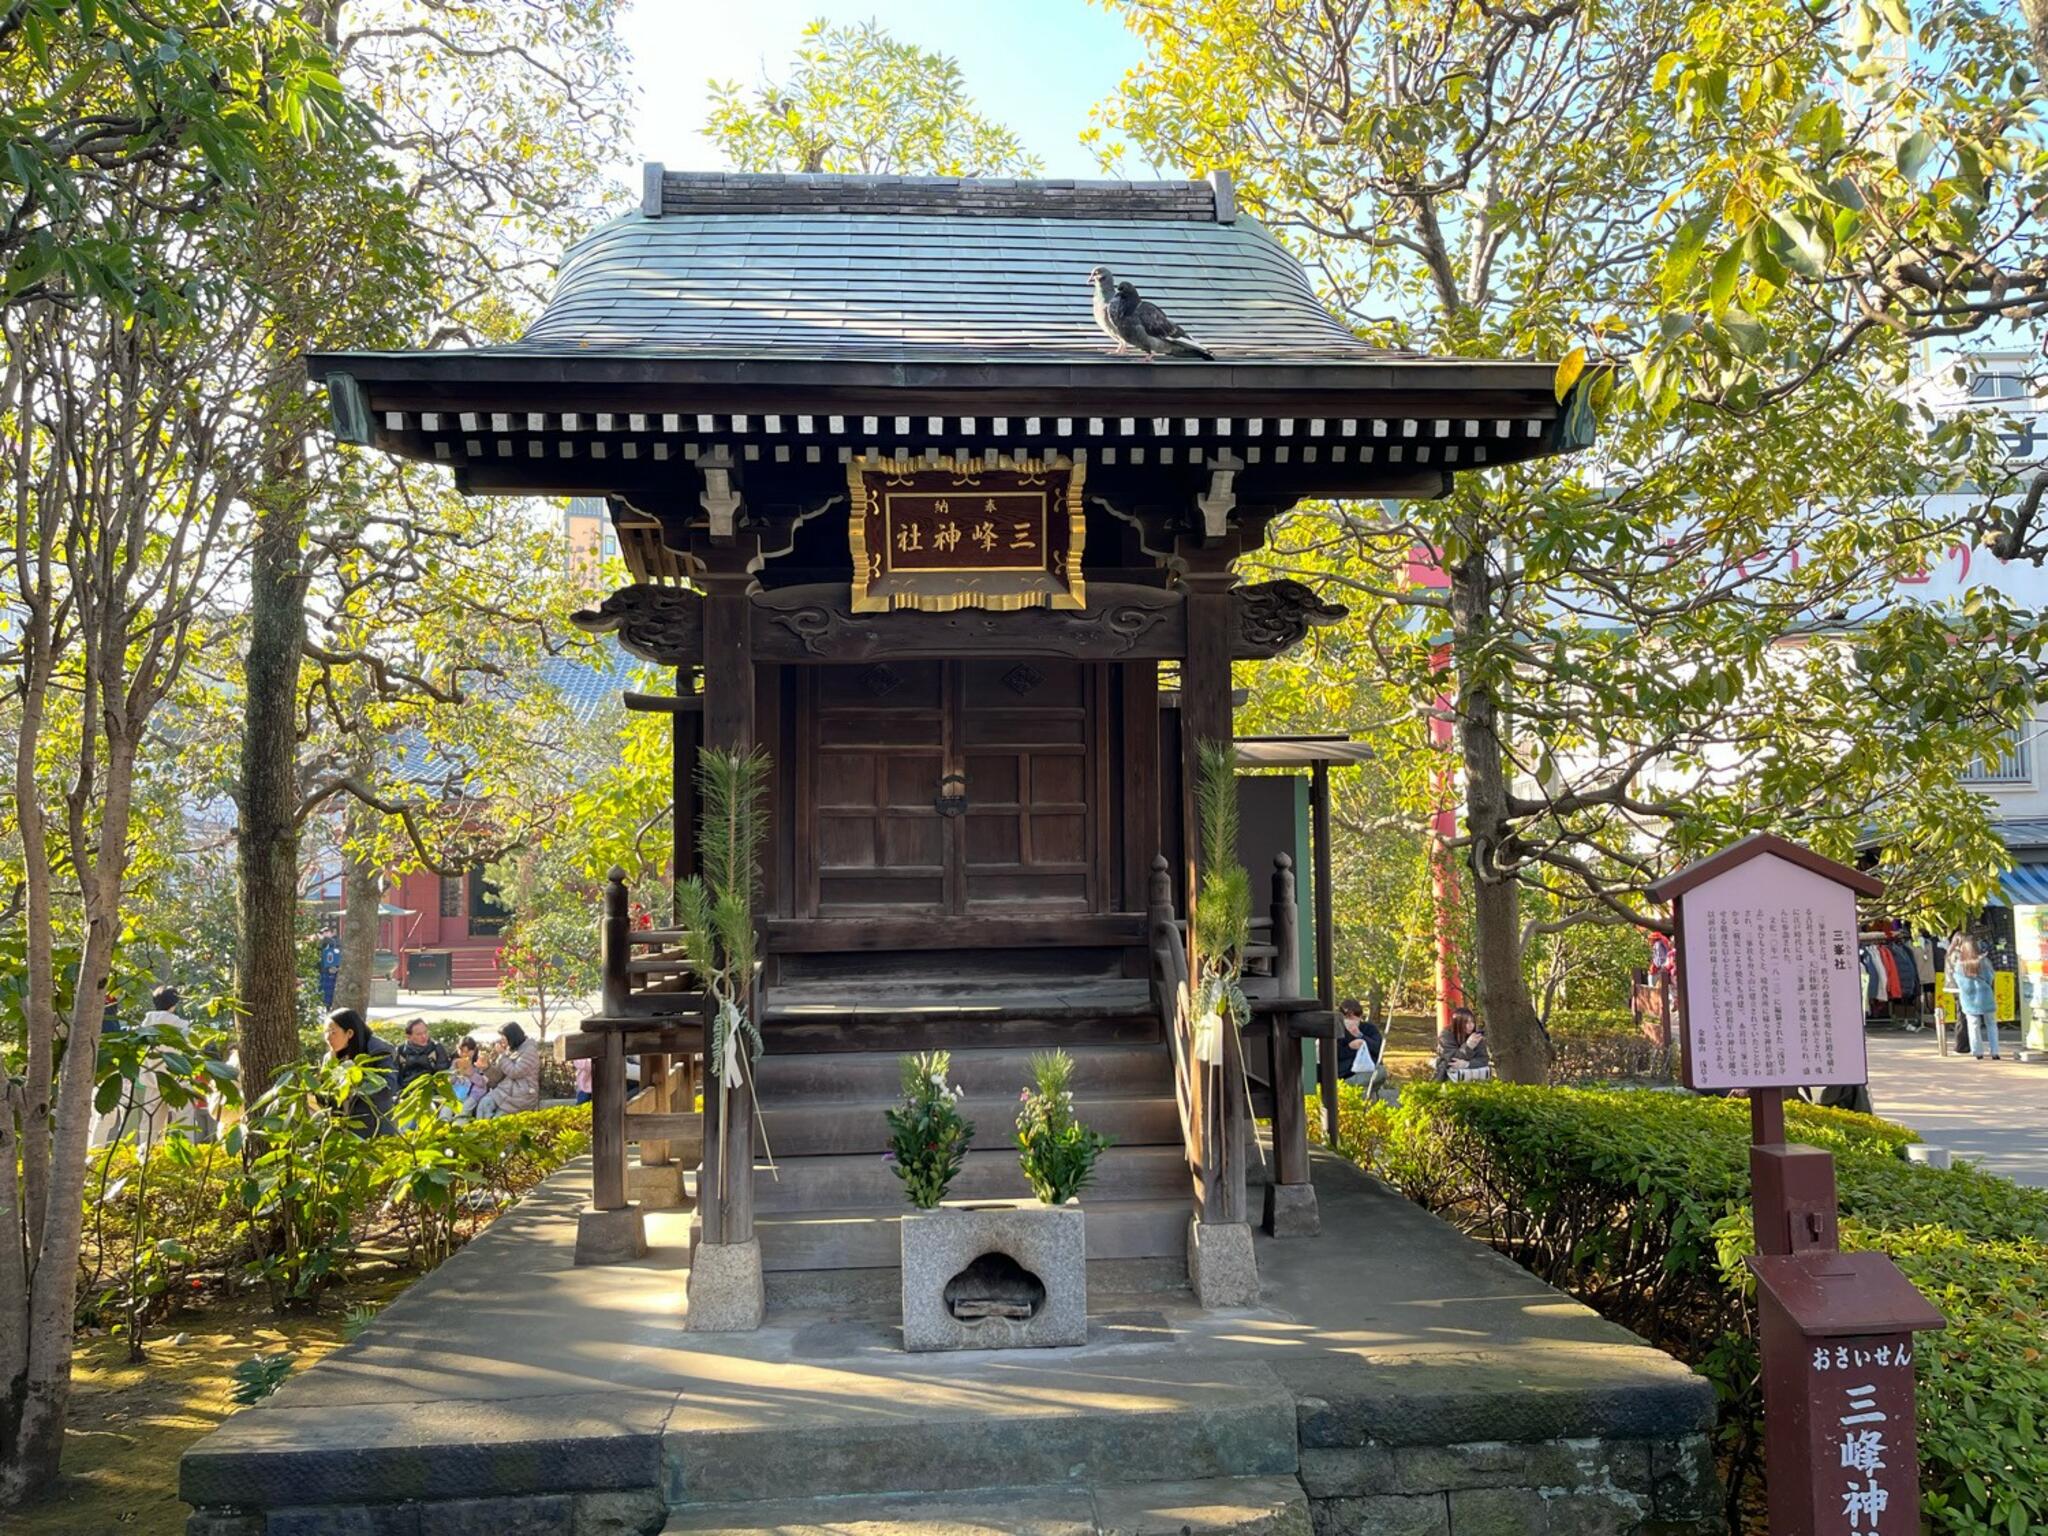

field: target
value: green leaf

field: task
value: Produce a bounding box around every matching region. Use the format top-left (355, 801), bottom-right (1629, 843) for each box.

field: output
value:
top-left (1721, 308), bottom-right (1764, 354)
top-left (1769, 211), bottom-right (1828, 278)
top-left (1897, 130), bottom-right (1935, 181)
top-left (1708, 245), bottom-right (1742, 312)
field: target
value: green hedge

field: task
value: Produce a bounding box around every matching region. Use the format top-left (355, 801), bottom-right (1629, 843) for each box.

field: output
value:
top-left (79, 1100), bottom-right (591, 1328)
top-left (1323, 1082), bottom-right (2048, 1536)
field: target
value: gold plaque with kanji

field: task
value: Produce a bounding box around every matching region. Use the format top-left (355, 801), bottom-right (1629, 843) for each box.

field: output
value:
top-left (847, 454), bottom-right (1086, 613)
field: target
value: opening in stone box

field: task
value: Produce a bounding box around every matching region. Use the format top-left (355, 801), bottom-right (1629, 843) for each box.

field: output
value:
top-left (944, 1252), bottom-right (1047, 1322)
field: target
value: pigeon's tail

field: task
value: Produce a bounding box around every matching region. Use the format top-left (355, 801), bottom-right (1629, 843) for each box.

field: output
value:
top-left (1161, 334), bottom-right (1215, 361)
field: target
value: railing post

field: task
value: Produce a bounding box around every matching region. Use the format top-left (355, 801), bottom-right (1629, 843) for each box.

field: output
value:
top-left (592, 1030), bottom-right (628, 1211)
top-left (573, 1022), bottom-right (646, 1265)
top-left (641, 1053), bottom-right (672, 1166)
top-left (1147, 854), bottom-right (1176, 1018)
top-left (601, 866), bottom-right (630, 1018)
top-left (1312, 759), bottom-right (1339, 1146)
top-left (1270, 852), bottom-right (1300, 998)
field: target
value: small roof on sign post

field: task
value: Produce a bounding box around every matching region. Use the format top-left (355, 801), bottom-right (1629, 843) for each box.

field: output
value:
top-left (1651, 833), bottom-right (1884, 1094)
top-left (1647, 832), bottom-right (1886, 905)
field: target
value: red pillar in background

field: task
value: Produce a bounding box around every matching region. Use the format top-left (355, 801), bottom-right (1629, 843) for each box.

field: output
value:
top-left (1404, 545), bottom-right (1463, 1037)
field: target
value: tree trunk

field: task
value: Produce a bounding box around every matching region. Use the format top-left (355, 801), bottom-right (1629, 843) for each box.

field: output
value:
top-left (3, 731), bottom-right (137, 1504)
top-left (335, 797), bottom-right (381, 1016)
top-left (1447, 542), bottom-right (1552, 1085)
top-left (237, 475), bottom-right (311, 1100)
top-left (2022, 0), bottom-right (2048, 83)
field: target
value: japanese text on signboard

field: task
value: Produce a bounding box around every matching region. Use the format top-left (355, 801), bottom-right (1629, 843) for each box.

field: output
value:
top-left (1677, 853), bottom-right (1868, 1090)
top-left (1812, 1342), bottom-right (1914, 1534)
top-left (881, 491), bottom-right (1050, 575)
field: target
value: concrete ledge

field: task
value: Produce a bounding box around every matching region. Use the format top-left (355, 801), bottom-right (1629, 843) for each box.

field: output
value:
top-left (664, 1359), bottom-right (1299, 1503)
top-left (179, 1389), bottom-right (676, 1508)
top-left (187, 1487), bottom-right (666, 1536)
top-left (664, 1476), bottom-right (1308, 1536)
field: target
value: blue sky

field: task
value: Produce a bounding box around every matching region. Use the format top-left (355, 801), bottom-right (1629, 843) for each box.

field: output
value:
top-left (619, 1), bottom-right (1146, 177)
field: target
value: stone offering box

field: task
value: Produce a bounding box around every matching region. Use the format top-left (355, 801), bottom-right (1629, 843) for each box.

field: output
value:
top-left (900, 1199), bottom-right (1085, 1352)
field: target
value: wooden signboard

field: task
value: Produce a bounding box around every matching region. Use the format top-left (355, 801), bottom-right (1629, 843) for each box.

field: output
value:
top-left (1647, 834), bottom-right (1884, 1092)
top-left (848, 453), bottom-right (1085, 613)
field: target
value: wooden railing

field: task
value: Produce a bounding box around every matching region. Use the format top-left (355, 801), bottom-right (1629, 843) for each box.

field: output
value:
top-left (565, 869), bottom-right (709, 1247)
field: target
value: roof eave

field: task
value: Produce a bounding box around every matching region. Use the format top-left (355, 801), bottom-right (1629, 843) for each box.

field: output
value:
top-left (307, 349), bottom-right (1563, 405)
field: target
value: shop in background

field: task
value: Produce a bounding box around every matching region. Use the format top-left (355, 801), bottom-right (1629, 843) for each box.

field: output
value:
top-left (2003, 864), bottom-right (2048, 1052)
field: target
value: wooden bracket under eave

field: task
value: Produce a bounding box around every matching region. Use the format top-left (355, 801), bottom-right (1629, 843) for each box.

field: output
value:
top-left (698, 446), bottom-right (742, 542)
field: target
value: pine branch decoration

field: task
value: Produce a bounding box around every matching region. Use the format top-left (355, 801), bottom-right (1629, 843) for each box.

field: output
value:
top-left (680, 746), bottom-right (771, 1077)
top-left (1192, 738), bottom-right (1251, 970)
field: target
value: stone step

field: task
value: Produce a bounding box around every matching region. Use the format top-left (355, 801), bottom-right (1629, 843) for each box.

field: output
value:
top-left (753, 1197), bottom-right (1190, 1271)
top-left (763, 1094), bottom-right (1181, 1156)
top-left (662, 1476), bottom-right (1310, 1536)
top-left (756, 1147), bottom-right (1189, 1213)
top-left (663, 1358), bottom-right (1297, 1504)
top-left (754, 1043), bottom-right (1171, 1101)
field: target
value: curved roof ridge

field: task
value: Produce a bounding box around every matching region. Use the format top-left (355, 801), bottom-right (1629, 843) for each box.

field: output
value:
top-left (644, 163), bottom-right (1232, 223)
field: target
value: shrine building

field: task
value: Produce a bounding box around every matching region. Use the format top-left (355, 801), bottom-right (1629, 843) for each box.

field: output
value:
top-left (307, 166), bottom-right (1593, 1324)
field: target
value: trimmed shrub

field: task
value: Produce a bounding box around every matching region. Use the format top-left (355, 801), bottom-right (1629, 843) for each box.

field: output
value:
top-left (1320, 1081), bottom-right (2048, 1536)
top-left (79, 1096), bottom-right (592, 1327)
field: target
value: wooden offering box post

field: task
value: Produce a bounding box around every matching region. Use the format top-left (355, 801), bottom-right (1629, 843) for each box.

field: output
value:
top-left (1648, 834), bottom-right (1944, 1536)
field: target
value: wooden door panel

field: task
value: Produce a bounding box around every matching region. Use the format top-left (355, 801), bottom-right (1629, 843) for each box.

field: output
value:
top-left (957, 661), bottom-right (1097, 914)
top-left (815, 754), bottom-right (877, 808)
top-left (802, 661), bottom-right (1109, 921)
top-left (807, 664), bottom-right (948, 916)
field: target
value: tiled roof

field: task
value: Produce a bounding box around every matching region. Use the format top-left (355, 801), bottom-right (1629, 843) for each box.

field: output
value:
top-left (539, 642), bottom-right (635, 727)
top-left (498, 169), bottom-right (1390, 366)
top-left (388, 641), bottom-right (635, 787)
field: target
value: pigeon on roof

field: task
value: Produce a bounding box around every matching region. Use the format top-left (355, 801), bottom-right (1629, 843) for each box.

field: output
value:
top-left (1089, 267), bottom-right (1214, 361)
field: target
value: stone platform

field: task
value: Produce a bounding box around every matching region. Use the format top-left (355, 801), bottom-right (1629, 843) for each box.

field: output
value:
top-left (181, 1152), bottom-right (1719, 1536)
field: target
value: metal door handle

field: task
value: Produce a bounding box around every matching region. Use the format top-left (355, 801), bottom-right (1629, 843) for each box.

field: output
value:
top-left (935, 773), bottom-right (969, 816)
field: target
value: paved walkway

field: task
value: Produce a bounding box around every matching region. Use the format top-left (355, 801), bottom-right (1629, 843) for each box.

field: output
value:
top-left (179, 1153), bottom-right (1714, 1531)
top-left (366, 987), bottom-right (597, 1035)
top-left (1864, 1029), bottom-right (2048, 1186)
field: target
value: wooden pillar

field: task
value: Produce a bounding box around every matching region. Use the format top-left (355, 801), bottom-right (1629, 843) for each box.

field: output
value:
top-left (591, 1029), bottom-right (628, 1212)
top-left (1179, 558), bottom-right (1243, 1228)
top-left (1311, 760), bottom-right (1339, 1144)
top-left (600, 867), bottom-right (630, 1018)
top-left (1178, 580), bottom-right (1235, 918)
top-left (672, 666), bottom-right (701, 899)
top-left (697, 559), bottom-right (756, 1248)
top-left (641, 1052), bottom-right (671, 1166)
top-left (1269, 854), bottom-right (1309, 1183)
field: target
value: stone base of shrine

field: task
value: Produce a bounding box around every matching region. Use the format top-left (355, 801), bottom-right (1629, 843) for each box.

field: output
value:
top-left (179, 1151), bottom-right (1721, 1536)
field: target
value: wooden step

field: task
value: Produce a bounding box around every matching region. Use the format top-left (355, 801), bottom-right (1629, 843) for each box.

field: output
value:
top-left (761, 1014), bottom-right (1160, 1055)
top-left (754, 1043), bottom-right (1171, 1101)
top-left (750, 1197), bottom-right (1191, 1272)
top-left (756, 1147), bottom-right (1188, 1213)
top-left (762, 1094), bottom-right (1179, 1157)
